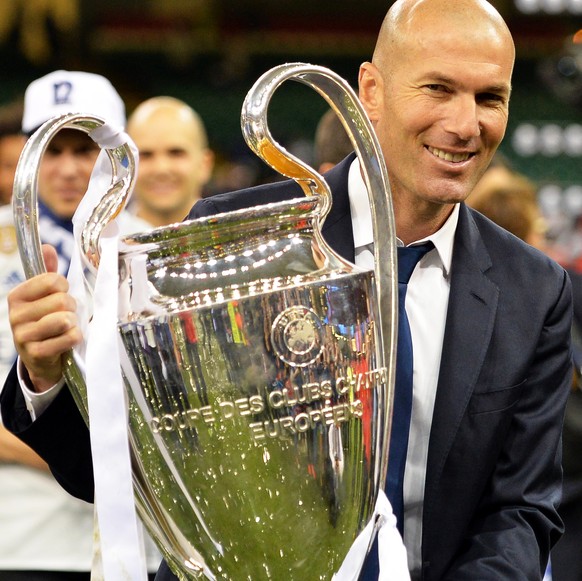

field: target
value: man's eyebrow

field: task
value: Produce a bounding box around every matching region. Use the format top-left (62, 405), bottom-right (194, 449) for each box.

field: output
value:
top-left (421, 73), bottom-right (455, 85)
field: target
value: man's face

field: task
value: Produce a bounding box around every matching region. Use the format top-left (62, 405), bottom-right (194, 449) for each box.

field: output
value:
top-left (131, 113), bottom-right (212, 220)
top-left (38, 129), bottom-right (99, 219)
top-left (0, 134), bottom-right (27, 205)
top-left (360, 23), bottom-right (514, 209)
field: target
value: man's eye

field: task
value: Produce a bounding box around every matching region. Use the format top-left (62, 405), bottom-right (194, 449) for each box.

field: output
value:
top-left (425, 84), bottom-right (447, 93)
top-left (478, 93), bottom-right (506, 105)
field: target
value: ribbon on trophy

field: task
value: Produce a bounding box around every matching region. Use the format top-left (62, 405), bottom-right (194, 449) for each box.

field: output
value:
top-left (334, 490), bottom-right (410, 581)
top-left (68, 122), bottom-right (148, 581)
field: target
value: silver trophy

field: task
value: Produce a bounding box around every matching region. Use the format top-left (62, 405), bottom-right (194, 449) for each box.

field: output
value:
top-left (13, 63), bottom-right (398, 580)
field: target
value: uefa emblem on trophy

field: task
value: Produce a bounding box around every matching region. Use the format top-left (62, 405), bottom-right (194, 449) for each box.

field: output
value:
top-left (13, 63), bottom-right (398, 580)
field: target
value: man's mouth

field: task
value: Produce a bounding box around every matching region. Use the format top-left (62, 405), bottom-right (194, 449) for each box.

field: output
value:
top-left (427, 146), bottom-right (472, 163)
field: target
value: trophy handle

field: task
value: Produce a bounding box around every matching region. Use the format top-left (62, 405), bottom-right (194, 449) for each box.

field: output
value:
top-left (241, 63), bottom-right (398, 487)
top-left (12, 112), bottom-right (137, 416)
top-left (13, 113), bottom-right (136, 278)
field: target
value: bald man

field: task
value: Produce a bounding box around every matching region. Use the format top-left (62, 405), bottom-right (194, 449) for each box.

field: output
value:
top-left (127, 96), bottom-right (214, 227)
top-left (1, 1), bottom-right (572, 580)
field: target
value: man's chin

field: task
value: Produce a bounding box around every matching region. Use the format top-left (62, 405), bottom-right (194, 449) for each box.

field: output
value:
top-left (52, 206), bottom-right (79, 220)
top-left (422, 180), bottom-right (475, 205)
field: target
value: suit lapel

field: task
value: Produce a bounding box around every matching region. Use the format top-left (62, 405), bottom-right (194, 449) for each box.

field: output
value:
top-left (322, 166), bottom-right (500, 495)
top-left (321, 153), bottom-right (356, 263)
top-left (424, 205), bottom-right (499, 508)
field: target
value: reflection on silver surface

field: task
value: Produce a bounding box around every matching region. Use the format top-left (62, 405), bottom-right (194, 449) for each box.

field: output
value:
top-left (118, 197), bottom-right (385, 578)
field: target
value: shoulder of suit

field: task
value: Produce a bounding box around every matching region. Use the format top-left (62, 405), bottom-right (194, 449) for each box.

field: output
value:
top-left (188, 179), bottom-right (306, 220)
top-left (187, 154), bottom-right (355, 222)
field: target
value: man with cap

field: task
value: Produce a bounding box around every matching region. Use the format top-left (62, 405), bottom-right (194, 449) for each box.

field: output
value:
top-left (19, 70), bottom-right (150, 275)
top-left (0, 70), bottom-right (158, 581)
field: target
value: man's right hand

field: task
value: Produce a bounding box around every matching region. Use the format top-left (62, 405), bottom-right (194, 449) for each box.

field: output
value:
top-left (7, 244), bottom-right (82, 393)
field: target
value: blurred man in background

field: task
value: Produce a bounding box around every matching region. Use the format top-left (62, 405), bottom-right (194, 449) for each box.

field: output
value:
top-left (0, 100), bottom-right (26, 380)
top-left (313, 108), bottom-right (353, 173)
top-left (0, 100), bottom-right (26, 207)
top-left (127, 96), bottom-right (214, 228)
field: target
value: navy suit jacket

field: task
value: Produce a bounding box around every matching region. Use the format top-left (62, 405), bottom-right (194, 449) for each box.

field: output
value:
top-left (1, 155), bottom-right (573, 581)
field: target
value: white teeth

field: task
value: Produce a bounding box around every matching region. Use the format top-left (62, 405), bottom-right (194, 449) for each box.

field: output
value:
top-left (428, 146), bottom-right (470, 163)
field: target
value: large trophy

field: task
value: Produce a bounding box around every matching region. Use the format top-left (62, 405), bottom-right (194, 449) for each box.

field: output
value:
top-left (13, 63), bottom-right (398, 580)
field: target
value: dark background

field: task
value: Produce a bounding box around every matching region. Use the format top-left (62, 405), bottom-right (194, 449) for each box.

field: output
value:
top-left (1, 0), bottom-right (581, 253)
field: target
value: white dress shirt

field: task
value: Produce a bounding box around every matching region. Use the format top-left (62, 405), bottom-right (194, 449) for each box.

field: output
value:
top-left (349, 158), bottom-right (459, 574)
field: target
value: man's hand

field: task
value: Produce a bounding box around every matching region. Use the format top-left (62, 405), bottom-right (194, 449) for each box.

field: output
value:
top-left (7, 244), bottom-right (82, 393)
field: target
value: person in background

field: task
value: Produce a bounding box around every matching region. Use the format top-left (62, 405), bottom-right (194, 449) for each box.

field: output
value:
top-left (126, 96), bottom-right (214, 228)
top-left (0, 99), bottom-right (26, 380)
top-left (0, 98), bottom-right (57, 581)
top-left (468, 164), bottom-right (582, 581)
top-left (313, 108), bottom-right (354, 173)
top-left (0, 2), bottom-right (574, 580)
top-left (0, 100), bottom-right (26, 207)
top-left (0, 99), bottom-right (27, 379)
top-left (0, 70), bottom-right (160, 581)
top-left (467, 163), bottom-right (548, 250)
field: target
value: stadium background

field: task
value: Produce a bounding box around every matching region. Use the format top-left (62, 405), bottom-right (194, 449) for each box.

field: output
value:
top-left (0, 0), bottom-right (581, 261)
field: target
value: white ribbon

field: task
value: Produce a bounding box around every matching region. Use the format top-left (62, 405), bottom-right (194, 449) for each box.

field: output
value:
top-left (68, 123), bottom-right (147, 581)
top-left (333, 490), bottom-right (410, 581)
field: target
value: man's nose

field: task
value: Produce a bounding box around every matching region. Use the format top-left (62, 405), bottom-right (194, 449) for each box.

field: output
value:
top-left (58, 152), bottom-right (81, 175)
top-left (442, 95), bottom-right (481, 141)
top-left (150, 154), bottom-right (171, 173)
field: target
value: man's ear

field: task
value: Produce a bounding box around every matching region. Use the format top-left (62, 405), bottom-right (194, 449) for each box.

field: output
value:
top-left (200, 149), bottom-right (215, 186)
top-left (358, 62), bottom-right (383, 123)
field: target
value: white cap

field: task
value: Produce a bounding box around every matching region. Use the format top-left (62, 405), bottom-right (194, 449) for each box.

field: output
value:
top-left (22, 70), bottom-right (126, 134)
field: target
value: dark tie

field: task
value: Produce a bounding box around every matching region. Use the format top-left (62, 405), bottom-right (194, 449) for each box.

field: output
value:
top-left (358, 241), bottom-right (434, 581)
top-left (386, 241), bottom-right (434, 536)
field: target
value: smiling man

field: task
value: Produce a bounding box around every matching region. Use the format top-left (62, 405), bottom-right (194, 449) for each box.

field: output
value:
top-left (127, 96), bottom-right (214, 228)
top-left (0, 2), bottom-right (573, 581)
top-left (358, 0), bottom-right (514, 244)
top-left (188, 1), bottom-right (572, 578)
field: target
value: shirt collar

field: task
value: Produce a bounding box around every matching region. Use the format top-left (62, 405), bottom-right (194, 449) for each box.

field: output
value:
top-left (348, 157), bottom-right (458, 278)
top-left (405, 204), bottom-right (458, 279)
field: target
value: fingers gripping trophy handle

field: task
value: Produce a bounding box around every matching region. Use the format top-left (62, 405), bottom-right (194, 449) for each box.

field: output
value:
top-left (241, 63), bottom-right (399, 488)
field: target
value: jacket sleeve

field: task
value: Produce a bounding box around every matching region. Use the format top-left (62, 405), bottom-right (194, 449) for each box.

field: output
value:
top-left (0, 363), bottom-right (95, 502)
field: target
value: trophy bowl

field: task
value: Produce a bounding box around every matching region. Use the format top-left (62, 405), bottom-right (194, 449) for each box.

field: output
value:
top-left (119, 196), bottom-right (388, 579)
